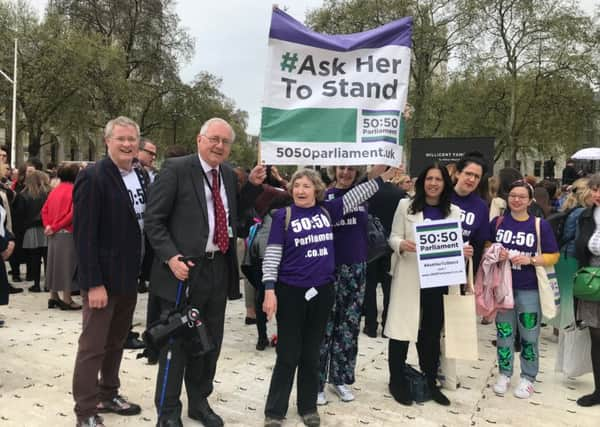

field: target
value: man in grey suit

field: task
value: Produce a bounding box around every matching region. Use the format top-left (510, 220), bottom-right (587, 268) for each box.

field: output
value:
top-left (145, 117), bottom-right (265, 427)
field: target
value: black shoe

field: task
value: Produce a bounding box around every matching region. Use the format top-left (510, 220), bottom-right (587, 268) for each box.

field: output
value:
top-left (430, 386), bottom-right (450, 406)
top-left (137, 280), bottom-right (148, 293)
top-left (189, 400), bottom-right (224, 427)
top-left (156, 417), bottom-right (183, 427)
top-left (256, 337), bottom-right (269, 351)
top-left (389, 382), bottom-right (412, 406)
top-left (577, 392), bottom-right (600, 407)
top-left (0, 319), bottom-right (5, 327)
top-left (48, 299), bottom-right (60, 309)
top-left (362, 326), bottom-right (377, 338)
top-left (8, 285), bottom-right (23, 294)
top-left (245, 316), bottom-right (257, 325)
top-left (11, 276), bottom-right (22, 282)
top-left (97, 395), bottom-right (141, 416)
top-left (301, 411), bottom-right (320, 427)
top-left (123, 336), bottom-right (145, 350)
top-left (29, 285), bottom-right (41, 293)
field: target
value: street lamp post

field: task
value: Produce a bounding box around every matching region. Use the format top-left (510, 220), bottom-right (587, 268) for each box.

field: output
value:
top-left (0, 39), bottom-right (17, 168)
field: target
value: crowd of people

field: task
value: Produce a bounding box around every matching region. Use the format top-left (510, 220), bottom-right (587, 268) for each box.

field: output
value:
top-left (0, 120), bottom-right (599, 427)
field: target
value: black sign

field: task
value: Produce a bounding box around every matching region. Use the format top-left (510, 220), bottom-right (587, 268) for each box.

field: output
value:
top-left (409, 137), bottom-right (495, 176)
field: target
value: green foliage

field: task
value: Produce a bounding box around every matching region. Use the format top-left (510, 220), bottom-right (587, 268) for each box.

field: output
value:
top-left (0, 0), bottom-right (248, 164)
top-left (307, 0), bottom-right (600, 169)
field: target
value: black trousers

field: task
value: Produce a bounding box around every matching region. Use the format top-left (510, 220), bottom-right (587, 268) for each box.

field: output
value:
top-left (241, 262), bottom-right (268, 342)
top-left (363, 255), bottom-right (391, 332)
top-left (388, 286), bottom-right (446, 386)
top-left (154, 253), bottom-right (228, 419)
top-left (590, 326), bottom-right (600, 393)
top-left (264, 282), bottom-right (334, 419)
top-left (26, 247), bottom-right (47, 287)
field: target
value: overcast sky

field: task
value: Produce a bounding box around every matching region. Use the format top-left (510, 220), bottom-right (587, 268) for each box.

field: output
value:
top-left (27, 0), bottom-right (599, 135)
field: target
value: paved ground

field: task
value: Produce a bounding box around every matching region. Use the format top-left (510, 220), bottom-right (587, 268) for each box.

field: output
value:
top-left (1, 282), bottom-right (599, 427)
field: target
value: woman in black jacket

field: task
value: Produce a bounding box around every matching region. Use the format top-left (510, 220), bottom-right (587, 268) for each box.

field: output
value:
top-left (17, 170), bottom-right (50, 292)
top-left (574, 173), bottom-right (600, 407)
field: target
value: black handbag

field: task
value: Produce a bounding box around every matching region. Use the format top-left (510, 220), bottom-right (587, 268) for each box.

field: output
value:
top-left (367, 214), bottom-right (392, 263)
top-left (404, 365), bottom-right (431, 403)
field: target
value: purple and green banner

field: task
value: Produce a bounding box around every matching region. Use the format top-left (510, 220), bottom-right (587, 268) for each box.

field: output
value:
top-left (260, 8), bottom-right (412, 166)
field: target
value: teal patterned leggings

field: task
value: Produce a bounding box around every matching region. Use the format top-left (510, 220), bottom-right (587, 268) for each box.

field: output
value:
top-left (495, 289), bottom-right (541, 381)
top-left (318, 262), bottom-right (366, 389)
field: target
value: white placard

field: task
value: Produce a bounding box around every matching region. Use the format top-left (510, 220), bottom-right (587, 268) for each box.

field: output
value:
top-left (414, 219), bottom-right (466, 289)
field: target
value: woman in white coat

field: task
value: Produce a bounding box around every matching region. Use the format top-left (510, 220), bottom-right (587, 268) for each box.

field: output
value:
top-left (385, 163), bottom-right (472, 406)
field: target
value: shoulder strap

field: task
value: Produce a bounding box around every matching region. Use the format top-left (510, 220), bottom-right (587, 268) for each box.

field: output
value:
top-left (535, 216), bottom-right (542, 255)
top-left (284, 206), bottom-right (291, 231)
top-left (495, 215), bottom-right (504, 230)
top-left (319, 205), bottom-right (331, 223)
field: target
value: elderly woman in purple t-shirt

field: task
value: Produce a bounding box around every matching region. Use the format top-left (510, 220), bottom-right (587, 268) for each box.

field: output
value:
top-left (261, 166), bottom-right (396, 427)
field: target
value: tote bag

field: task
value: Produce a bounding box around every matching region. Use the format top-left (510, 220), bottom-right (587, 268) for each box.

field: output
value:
top-left (534, 218), bottom-right (560, 320)
top-left (443, 258), bottom-right (478, 361)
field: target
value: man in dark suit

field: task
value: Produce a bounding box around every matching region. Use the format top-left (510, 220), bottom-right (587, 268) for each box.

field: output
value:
top-left (145, 117), bottom-right (265, 427)
top-left (72, 116), bottom-right (148, 427)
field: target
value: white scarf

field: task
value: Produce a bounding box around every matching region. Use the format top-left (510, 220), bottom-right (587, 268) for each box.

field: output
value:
top-left (588, 207), bottom-right (600, 256)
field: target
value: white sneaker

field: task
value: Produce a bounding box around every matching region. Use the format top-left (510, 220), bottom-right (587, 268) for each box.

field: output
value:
top-left (492, 374), bottom-right (511, 395)
top-left (331, 384), bottom-right (355, 402)
top-left (317, 391), bottom-right (327, 406)
top-left (514, 378), bottom-right (534, 399)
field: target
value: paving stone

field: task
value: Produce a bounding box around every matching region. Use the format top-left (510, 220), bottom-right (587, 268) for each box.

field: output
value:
top-left (1, 284), bottom-right (599, 426)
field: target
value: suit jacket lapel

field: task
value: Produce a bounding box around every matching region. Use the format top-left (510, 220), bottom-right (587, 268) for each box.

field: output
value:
top-left (222, 166), bottom-right (236, 225)
top-left (189, 156), bottom-right (209, 224)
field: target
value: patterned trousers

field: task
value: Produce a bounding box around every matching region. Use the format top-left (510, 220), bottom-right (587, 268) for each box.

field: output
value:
top-left (318, 262), bottom-right (366, 389)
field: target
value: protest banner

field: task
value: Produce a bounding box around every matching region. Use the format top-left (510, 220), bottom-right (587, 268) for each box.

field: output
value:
top-left (414, 219), bottom-right (466, 289)
top-left (260, 8), bottom-right (412, 166)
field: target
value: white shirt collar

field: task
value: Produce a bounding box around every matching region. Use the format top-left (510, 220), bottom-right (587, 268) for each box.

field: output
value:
top-left (198, 155), bottom-right (220, 175)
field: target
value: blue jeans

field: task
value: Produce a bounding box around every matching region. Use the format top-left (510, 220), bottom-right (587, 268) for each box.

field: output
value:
top-left (495, 289), bottom-right (541, 381)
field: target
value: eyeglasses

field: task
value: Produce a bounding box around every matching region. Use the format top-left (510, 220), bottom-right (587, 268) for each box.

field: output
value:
top-left (141, 148), bottom-right (157, 158)
top-left (461, 171), bottom-right (481, 180)
top-left (204, 135), bottom-right (232, 146)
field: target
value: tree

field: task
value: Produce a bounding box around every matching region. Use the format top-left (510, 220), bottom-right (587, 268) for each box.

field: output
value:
top-left (431, 69), bottom-right (598, 161)
top-left (461, 0), bottom-right (598, 166)
top-left (0, 2), bottom-right (110, 158)
top-left (306, 0), bottom-right (474, 145)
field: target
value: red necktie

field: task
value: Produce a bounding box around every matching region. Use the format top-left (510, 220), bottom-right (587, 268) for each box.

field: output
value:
top-left (211, 169), bottom-right (229, 253)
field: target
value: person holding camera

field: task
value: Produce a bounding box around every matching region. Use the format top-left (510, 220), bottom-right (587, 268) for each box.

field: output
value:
top-left (144, 118), bottom-right (266, 427)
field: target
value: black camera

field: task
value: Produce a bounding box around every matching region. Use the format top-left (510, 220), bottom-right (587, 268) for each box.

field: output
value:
top-left (143, 306), bottom-right (214, 357)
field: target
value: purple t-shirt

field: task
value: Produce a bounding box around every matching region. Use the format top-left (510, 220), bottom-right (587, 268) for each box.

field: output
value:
top-left (267, 199), bottom-right (345, 288)
top-left (489, 215), bottom-right (559, 290)
top-left (423, 204), bottom-right (444, 221)
top-left (451, 192), bottom-right (491, 245)
top-left (325, 187), bottom-right (368, 265)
